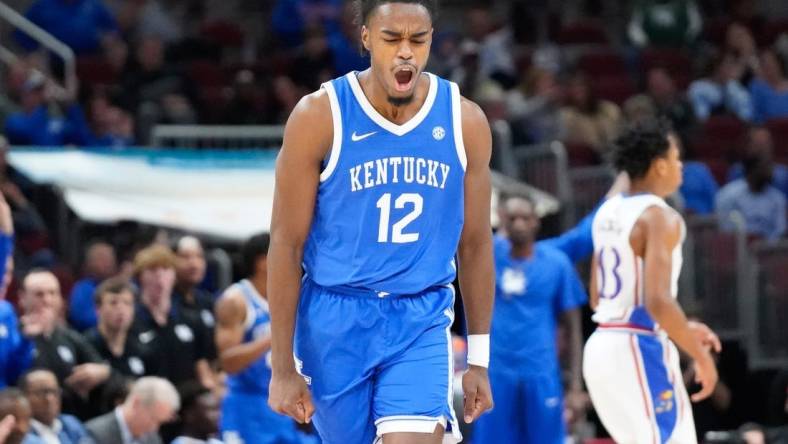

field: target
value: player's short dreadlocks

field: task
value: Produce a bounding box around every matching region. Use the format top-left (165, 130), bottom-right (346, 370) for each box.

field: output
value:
top-left (611, 118), bottom-right (673, 180)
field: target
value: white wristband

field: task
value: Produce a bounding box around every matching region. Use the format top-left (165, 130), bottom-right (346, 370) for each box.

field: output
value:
top-left (466, 334), bottom-right (490, 368)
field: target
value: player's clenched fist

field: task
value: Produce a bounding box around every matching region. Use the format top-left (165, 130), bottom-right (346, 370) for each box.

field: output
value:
top-left (269, 371), bottom-right (315, 424)
top-left (462, 365), bottom-right (493, 423)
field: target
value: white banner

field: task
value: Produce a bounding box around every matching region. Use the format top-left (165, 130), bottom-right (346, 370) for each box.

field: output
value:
top-left (8, 148), bottom-right (557, 241)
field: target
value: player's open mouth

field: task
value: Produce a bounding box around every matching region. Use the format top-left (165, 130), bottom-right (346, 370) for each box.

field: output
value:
top-left (394, 67), bottom-right (415, 92)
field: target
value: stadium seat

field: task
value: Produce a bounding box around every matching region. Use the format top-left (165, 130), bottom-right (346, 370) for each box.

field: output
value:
top-left (76, 56), bottom-right (118, 87)
top-left (702, 115), bottom-right (748, 156)
top-left (584, 439), bottom-right (615, 444)
top-left (698, 157), bottom-right (729, 185)
top-left (765, 117), bottom-right (788, 156)
top-left (200, 20), bottom-right (245, 48)
top-left (189, 60), bottom-right (228, 88)
top-left (564, 141), bottom-right (599, 167)
top-left (577, 50), bottom-right (628, 77)
top-left (556, 20), bottom-right (609, 45)
top-left (594, 75), bottom-right (637, 105)
top-left (757, 18), bottom-right (788, 46)
top-left (702, 17), bottom-right (731, 47)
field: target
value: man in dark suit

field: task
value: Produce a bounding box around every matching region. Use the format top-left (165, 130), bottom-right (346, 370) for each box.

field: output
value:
top-left (84, 376), bottom-right (178, 444)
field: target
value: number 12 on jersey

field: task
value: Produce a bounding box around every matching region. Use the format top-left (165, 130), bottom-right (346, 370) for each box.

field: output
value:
top-left (376, 193), bottom-right (423, 243)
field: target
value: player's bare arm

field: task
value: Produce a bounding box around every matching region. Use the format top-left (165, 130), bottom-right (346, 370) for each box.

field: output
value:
top-left (635, 206), bottom-right (718, 402)
top-left (267, 90), bottom-right (332, 423)
top-left (589, 253), bottom-right (599, 310)
top-left (215, 289), bottom-right (271, 374)
top-left (456, 96), bottom-right (494, 424)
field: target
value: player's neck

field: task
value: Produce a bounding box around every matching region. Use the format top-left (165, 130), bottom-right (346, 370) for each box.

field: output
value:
top-left (358, 69), bottom-right (427, 125)
top-left (628, 179), bottom-right (663, 197)
top-left (249, 275), bottom-right (267, 299)
top-left (99, 324), bottom-right (127, 356)
top-left (510, 241), bottom-right (534, 259)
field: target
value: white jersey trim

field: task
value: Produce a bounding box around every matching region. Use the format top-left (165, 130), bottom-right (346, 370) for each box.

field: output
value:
top-left (320, 81), bottom-right (343, 182)
top-left (345, 71), bottom-right (438, 136)
top-left (449, 82), bottom-right (467, 171)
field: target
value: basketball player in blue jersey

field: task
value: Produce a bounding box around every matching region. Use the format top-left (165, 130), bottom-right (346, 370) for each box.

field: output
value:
top-left (584, 119), bottom-right (722, 443)
top-left (214, 234), bottom-right (309, 444)
top-left (475, 193), bottom-right (587, 444)
top-left (267, 1), bottom-right (495, 443)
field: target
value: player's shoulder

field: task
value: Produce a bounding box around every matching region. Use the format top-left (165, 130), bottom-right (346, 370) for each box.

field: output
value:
top-left (639, 202), bottom-right (683, 239)
top-left (457, 94), bottom-right (487, 128)
top-left (215, 286), bottom-right (247, 322)
top-left (288, 87), bottom-right (332, 126)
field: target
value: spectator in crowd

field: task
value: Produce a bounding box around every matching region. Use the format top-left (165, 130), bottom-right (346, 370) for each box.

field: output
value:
top-left (14, 0), bottom-right (119, 55)
top-left (290, 27), bottom-right (335, 91)
top-left (559, 72), bottom-right (624, 154)
top-left (84, 376), bottom-right (178, 444)
top-left (86, 90), bottom-right (134, 148)
top-left (628, 0), bottom-right (702, 48)
top-left (170, 382), bottom-right (221, 444)
top-left (326, 0), bottom-right (369, 75)
top-left (4, 72), bottom-right (94, 147)
top-left (0, 137), bottom-right (48, 252)
top-left (680, 160), bottom-right (719, 215)
top-left (130, 245), bottom-right (215, 389)
top-left (68, 241), bottom-right (117, 332)
top-left (0, 192), bottom-right (33, 389)
top-left (749, 49), bottom-right (788, 124)
top-left (270, 0), bottom-right (344, 48)
top-left (727, 127), bottom-right (788, 199)
top-left (113, 0), bottom-right (183, 44)
top-left (724, 22), bottom-right (759, 86)
top-left (644, 67), bottom-right (696, 137)
top-left (462, 5), bottom-right (516, 87)
top-left (767, 368), bottom-right (788, 426)
top-left (86, 277), bottom-right (153, 378)
top-left (474, 194), bottom-right (587, 444)
top-left (172, 236), bottom-right (215, 356)
top-left (506, 67), bottom-right (564, 145)
top-left (688, 54), bottom-right (753, 121)
top-left (18, 270), bottom-right (113, 420)
top-left (20, 369), bottom-right (90, 444)
top-left (0, 388), bottom-right (43, 444)
top-left (120, 35), bottom-right (197, 144)
top-left (716, 138), bottom-right (786, 240)
top-left (222, 70), bottom-right (277, 125)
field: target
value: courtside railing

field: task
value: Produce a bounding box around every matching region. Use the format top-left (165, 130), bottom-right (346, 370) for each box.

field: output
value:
top-left (150, 124), bottom-right (285, 149)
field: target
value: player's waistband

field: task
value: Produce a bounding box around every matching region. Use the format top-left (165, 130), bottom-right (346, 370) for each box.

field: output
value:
top-left (595, 322), bottom-right (658, 336)
top-left (303, 276), bottom-right (450, 299)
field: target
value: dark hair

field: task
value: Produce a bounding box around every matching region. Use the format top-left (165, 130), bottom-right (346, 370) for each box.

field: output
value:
top-left (499, 192), bottom-right (536, 211)
top-left (177, 380), bottom-right (210, 414)
top-left (612, 118), bottom-right (673, 179)
top-left (18, 368), bottom-right (57, 392)
top-left (241, 233), bottom-right (270, 278)
top-left (354, 0), bottom-right (438, 26)
top-left (94, 276), bottom-right (135, 306)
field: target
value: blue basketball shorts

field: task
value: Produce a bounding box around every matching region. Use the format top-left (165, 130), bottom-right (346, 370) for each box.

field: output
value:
top-left (472, 367), bottom-right (565, 444)
top-left (294, 278), bottom-right (462, 444)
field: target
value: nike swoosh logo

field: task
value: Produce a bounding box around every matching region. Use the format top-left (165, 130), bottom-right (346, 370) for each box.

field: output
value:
top-left (351, 131), bottom-right (377, 142)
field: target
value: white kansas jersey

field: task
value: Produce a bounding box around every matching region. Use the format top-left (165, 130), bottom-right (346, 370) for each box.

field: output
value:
top-left (591, 193), bottom-right (685, 332)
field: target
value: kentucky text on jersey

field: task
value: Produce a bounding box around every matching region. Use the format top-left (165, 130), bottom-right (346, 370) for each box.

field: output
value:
top-left (349, 157), bottom-right (451, 192)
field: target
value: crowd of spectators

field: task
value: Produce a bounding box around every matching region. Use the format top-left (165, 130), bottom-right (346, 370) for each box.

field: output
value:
top-left (0, 0), bottom-right (786, 443)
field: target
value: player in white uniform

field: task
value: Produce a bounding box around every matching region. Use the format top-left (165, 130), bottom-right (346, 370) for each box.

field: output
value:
top-left (583, 119), bottom-right (722, 444)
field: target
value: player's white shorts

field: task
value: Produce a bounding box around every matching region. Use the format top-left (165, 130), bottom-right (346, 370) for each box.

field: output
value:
top-left (583, 327), bottom-right (697, 444)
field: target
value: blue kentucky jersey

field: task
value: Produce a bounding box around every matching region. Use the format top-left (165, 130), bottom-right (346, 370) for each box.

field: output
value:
top-left (303, 71), bottom-right (467, 294)
top-left (224, 280), bottom-right (272, 395)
